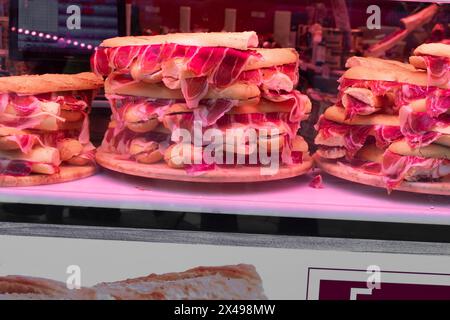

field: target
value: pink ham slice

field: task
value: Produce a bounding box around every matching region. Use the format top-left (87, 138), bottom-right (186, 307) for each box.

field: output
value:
top-left (372, 125), bottom-right (403, 149)
top-left (0, 159), bottom-right (33, 176)
top-left (317, 117), bottom-right (403, 157)
top-left (262, 90), bottom-right (309, 124)
top-left (193, 99), bottom-right (238, 127)
top-left (94, 44), bottom-right (261, 109)
top-left (343, 95), bottom-right (378, 119)
top-left (309, 174), bottom-right (324, 189)
top-left (399, 105), bottom-right (442, 147)
top-left (109, 46), bottom-right (142, 71)
top-left (91, 47), bottom-right (111, 76)
top-left (426, 89), bottom-right (450, 117)
top-left (422, 56), bottom-right (449, 87)
top-left (4, 134), bottom-right (42, 154)
top-left (382, 150), bottom-right (450, 191)
top-left (180, 76), bottom-right (209, 110)
top-left (132, 44), bottom-right (163, 81)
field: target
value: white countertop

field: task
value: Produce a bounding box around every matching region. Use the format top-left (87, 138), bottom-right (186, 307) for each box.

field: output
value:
top-left (0, 168), bottom-right (448, 225)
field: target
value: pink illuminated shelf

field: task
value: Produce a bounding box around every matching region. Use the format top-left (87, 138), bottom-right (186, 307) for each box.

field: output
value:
top-left (0, 169), bottom-right (449, 225)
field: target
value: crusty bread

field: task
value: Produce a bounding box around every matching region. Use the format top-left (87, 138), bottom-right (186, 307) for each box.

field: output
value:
top-left (345, 56), bottom-right (416, 71)
top-left (342, 87), bottom-right (384, 108)
top-left (436, 135), bottom-right (450, 148)
top-left (164, 98), bottom-right (299, 115)
top-left (315, 131), bottom-right (345, 147)
top-left (316, 146), bottom-right (346, 159)
top-left (413, 42), bottom-right (450, 59)
top-left (342, 65), bottom-right (449, 89)
top-left (324, 105), bottom-right (400, 126)
top-left (0, 264), bottom-right (266, 300)
top-left (324, 105), bottom-right (449, 134)
top-left (356, 144), bottom-right (384, 163)
top-left (0, 73), bottom-right (103, 95)
top-left (408, 56), bottom-right (427, 70)
top-left (105, 79), bottom-right (261, 100)
top-left (292, 136), bottom-right (309, 152)
top-left (0, 127), bottom-right (26, 137)
top-left (0, 146), bottom-right (61, 165)
top-left (101, 32), bottom-right (258, 50)
top-left (245, 48), bottom-right (299, 70)
top-left (0, 275), bottom-right (97, 300)
top-left (389, 139), bottom-right (450, 159)
top-left (94, 264), bottom-right (266, 300)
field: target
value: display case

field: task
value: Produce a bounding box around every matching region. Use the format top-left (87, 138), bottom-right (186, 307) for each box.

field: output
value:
top-left (0, 0), bottom-right (449, 302)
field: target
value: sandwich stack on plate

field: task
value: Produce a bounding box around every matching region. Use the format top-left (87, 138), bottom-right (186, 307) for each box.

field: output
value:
top-left (0, 73), bottom-right (103, 186)
top-left (92, 32), bottom-right (312, 181)
top-left (315, 42), bottom-right (449, 193)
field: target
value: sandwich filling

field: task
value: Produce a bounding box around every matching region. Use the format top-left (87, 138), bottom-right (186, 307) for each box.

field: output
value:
top-left (95, 33), bottom-right (311, 173)
top-left (316, 52), bottom-right (450, 191)
top-left (0, 77), bottom-right (100, 177)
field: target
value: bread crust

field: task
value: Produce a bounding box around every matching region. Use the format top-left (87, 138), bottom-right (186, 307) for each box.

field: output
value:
top-left (389, 139), bottom-right (450, 159)
top-left (106, 80), bottom-right (261, 100)
top-left (342, 65), bottom-right (449, 89)
top-left (0, 146), bottom-right (60, 165)
top-left (164, 98), bottom-right (295, 115)
top-left (0, 275), bottom-right (97, 299)
top-left (100, 32), bottom-right (258, 50)
top-left (324, 106), bottom-right (449, 134)
top-left (0, 73), bottom-right (103, 95)
top-left (94, 264), bottom-right (266, 300)
top-left (324, 105), bottom-right (400, 126)
top-left (342, 87), bottom-right (383, 108)
top-left (408, 56), bottom-right (427, 70)
top-left (436, 135), bottom-right (450, 148)
top-left (245, 48), bottom-right (299, 70)
top-left (345, 56), bottom-right (416, 71)
top-left (356, 144), bottom-right (384, 163)
top-left (413, 43), bottom-right (450, 59)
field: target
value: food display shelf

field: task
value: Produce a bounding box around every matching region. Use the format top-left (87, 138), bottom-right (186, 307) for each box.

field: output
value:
top-left (0, 169), bottom-right (448, 225)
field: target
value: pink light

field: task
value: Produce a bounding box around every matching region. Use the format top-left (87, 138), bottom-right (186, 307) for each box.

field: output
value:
top-left (45, 34), bottom-right (51, 39)
top-left (80, 43), bottom-right (86, 48)
top-left (66, 39), bottom-right (72, 44)
top-left (24, 30), bottom-right (30, 35)
top-left (11, 27), bottom-right (16, 32)
top-left (18, 28), bottom-right (23, 33)
top-left (31, 31), bottom-right (37, 36)
top-left (52, 36), bottom-right (58, 41)
top-left (87, 45), bottom-right (93, 50)
top-left (38, 33), bottom-right (44, 37)
top-left (73, 41), bottom-right (79, 46)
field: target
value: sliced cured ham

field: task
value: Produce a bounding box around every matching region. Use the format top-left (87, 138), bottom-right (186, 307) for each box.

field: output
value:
top-left (382, 150), bottom-right (450, 190)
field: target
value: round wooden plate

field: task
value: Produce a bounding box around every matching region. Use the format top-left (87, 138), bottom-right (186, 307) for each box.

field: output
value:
top-left (0, 165), bottom-right (97, 187)
top-left (314, 154), bottom-right (450, 196)
top-left (96, 151), bottom-right (314, 183)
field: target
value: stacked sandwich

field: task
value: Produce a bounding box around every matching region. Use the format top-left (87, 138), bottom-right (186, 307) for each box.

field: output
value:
top-left (92, 32), bottom-right (311, 175)
top-left (315, 42), bottom-right (449, 191)
top-left (0, 73), bottom-right (103, 185)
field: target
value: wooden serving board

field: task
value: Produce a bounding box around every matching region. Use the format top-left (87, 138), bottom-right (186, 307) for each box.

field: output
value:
top-left (0, 165), bottom-right (97, 187)
top-left (314, 154), bottom-right (450, 196)
top-left (96, 151), bottom-right (314, 183)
